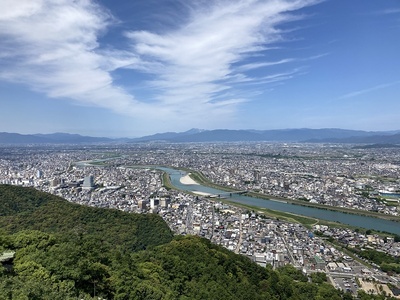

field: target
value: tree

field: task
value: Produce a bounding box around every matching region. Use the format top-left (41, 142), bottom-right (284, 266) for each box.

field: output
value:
top-left (310, 272), bottom-right (327, 284)
top-left (394, 235), bottom-right (400, 243)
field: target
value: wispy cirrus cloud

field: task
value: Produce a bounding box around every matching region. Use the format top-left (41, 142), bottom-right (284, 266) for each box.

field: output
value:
top-left (0, 0), bottom-right (319, 129)
top-left (124, 0), bottom-right (321, 121)
top-left (0, 0), bottom-right (144, 114)
top-left (338, 81), bottom-right (400, 100)
top-left (377, 8), bottom-right (400, 15)
top-left (236, 58), bottom-right (295, 72)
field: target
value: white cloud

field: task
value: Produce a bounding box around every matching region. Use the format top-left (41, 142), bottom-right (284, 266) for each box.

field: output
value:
top-left (0, 0), bottom-right (147, 115)
top-left (124, 0), bottom-right (320, 120)
top-left (236, 58), bottom-right (295, 72)
top-left (379, 8), bottom-right (400, 15)
top-left (338, 81), bottom-right (400, 100)
top-left (0, 0), bottom-right (319, 130)
top-left (0, 0), bottom-right (44, 21)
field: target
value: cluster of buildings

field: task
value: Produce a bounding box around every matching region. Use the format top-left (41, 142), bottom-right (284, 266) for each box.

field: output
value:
top-left (315, 225), bottom-right (400, 260)
top-left (0, 143), bottom-right (399, 297)
top-left (169, 143), bottom-right (400, 216)
top-left (157, 190), bottom-right (399, 297)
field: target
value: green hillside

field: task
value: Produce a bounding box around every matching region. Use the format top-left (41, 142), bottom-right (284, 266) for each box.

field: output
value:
top-left (0, 185), bottom-right (391, 299)
top-left (0, 185), bottom-right (173, 251)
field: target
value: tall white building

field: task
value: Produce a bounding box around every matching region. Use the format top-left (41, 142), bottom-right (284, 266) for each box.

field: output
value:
top-left (82, 175), bottom-right (94, 189)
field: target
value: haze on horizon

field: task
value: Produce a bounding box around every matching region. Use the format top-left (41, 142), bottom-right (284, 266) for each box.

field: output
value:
top-left (0, 0), bottom-right (399, 138)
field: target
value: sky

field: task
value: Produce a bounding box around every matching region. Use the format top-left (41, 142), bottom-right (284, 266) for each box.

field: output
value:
top-left (0, 0), bottom-right (399, 137)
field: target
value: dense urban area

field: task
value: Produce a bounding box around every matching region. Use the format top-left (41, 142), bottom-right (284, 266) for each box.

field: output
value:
top-left (0, 142), bottom-right (399, 298)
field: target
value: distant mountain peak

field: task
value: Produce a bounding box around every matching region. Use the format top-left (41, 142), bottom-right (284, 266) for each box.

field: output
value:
top-left (185, 128), bottom-right (206, 134)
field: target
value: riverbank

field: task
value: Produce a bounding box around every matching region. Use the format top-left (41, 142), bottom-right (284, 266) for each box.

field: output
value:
top-left (246, 191), bottom-right (400, 222)
top-left (76, 162), bottom-right (399, 234)
top-left (180, 169), bottom-right (400, 223)
top-left (180, 173), bottom-right (199, 185)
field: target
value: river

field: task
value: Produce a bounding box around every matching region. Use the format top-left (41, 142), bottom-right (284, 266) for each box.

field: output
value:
top-left (158, 167), bottom-right (400, 235)
top-left (77, 158), bottom-right (400, 235)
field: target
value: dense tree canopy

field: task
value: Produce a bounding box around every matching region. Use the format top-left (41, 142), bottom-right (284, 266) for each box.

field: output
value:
top-left (348, 247), bottom-right (400, 275)
top-left (0, 185), bottom-right (173, 251)
top-left (0, 185), bottom-right (395, 299)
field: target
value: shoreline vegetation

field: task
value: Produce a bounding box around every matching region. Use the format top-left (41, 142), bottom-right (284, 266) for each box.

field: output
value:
top-left (160, 166), bottom-right (400, 225)
top-left (84, 162), bottom-right (398, 233)
top-left (161, 168), bottom-right (375, 232)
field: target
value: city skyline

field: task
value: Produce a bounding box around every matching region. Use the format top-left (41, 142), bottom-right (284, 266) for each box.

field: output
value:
top-left (1, 0), bottom-right (399, 137)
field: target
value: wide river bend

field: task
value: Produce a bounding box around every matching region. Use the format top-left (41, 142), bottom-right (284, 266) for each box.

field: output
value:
top-left (158, 167), bottom-right (400, 235)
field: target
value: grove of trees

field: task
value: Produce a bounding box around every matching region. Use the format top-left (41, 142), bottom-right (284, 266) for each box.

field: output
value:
top-left (0, 185), bottom-right (396, 299)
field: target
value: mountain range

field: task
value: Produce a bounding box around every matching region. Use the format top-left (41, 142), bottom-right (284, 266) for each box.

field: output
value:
top-left (0, 132), bottom-right (114, 144)
top-left (1, 128), bottom-right (400, 144)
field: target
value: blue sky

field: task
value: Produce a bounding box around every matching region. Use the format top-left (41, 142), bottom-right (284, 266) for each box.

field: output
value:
top-left (0, 0), bottom-right (399, 137)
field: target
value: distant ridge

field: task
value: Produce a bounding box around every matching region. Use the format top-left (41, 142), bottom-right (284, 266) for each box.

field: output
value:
top-left (1, 128), bottom-right (400, 144)
top-left (131, 128), bottom-right (205, 142)
top-left (130, 128), bottom-right (400, 143)
top-left (305, 132), bottom-right (400, 144)
top-left (0, 132), bottom-right (113, 144)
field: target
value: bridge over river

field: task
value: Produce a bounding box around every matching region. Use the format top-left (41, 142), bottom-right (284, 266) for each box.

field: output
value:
top-left (158, 167), bottom-right (400, 235)
top-left (208, 190), bottom-right (248, 198)
top-left (76, 159), bottom-right (400, 235)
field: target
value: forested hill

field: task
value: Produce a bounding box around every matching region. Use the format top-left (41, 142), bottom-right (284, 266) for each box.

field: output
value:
top-left (0, 185), bottom-right (173, 251)
top-left (0, 185), bottom-right (390, 299)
